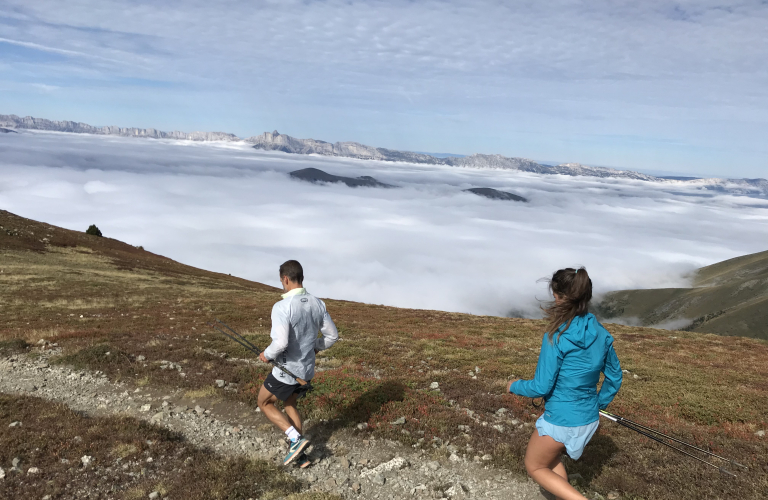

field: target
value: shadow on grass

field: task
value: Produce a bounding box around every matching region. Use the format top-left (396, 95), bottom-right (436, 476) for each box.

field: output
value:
top-left (307, 380), bottom-right (407, 457)
top-left (564, 432), bottom-right (620, 487)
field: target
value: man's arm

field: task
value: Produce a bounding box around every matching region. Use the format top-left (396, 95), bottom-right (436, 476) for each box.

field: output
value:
top-left (315, 308), bottom-right (338, 352)
top-left (262, 304), bottom-right (290, 362)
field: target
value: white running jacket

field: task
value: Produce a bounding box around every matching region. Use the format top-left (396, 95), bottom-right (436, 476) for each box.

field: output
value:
top-left (263, 288), bottom-right (338, 384)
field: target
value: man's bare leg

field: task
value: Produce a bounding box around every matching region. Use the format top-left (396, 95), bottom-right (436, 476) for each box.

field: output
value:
top-left (524, 429), bottom-right (586, 500)
top-left (284, 393), bottom-right (303, 434)
top-left (257, 385), bottom-right (294, 432)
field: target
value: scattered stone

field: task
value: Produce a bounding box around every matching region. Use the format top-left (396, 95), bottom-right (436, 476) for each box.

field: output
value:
top-left (495, 408), bottom-right (508, 416)
top-left (80, 455), bottom-right (94, 468)
top-left (356, 422), bottom-right (368, 430)
top-left (361, 456), bottom-right (408, 478)
top-left (151, 412), bottom-right (165, 422)
top-left (481, 454), bottom-right (492, 461)
top-left (0, 467), bottom-right (5, 480)
top-left (339, 457), bottom-right (350, 469)
top-left (350, 482), bottom-right (361, 493)
top-left (755, 430), bottom-right (765, 437)
top-left (215, 379), bottom-right (226, 388)
top-left (474, 366), bottom-right (480, 373)
top-left (8, 421), bottom-right (21, 427)
top-left (449, 453), bottom-right (461, 463)
top-left (392, 416), bottom-right (406, 425)
top-left (136, 355), bottom-right (146, 361)
top-left (12, 458), bottom-right (20, 468)
top-left (446, 482), bottom-right (469, 498)
top-left (27, 467), bottom-right (40, 474)
top-left (370, 473), bottom-right (385, 485)
top-left (140, 404), bottom-right (152, 412)
top-left (194, 405), bottom-right (205, 414)
top-left (42, 496), bottom-right (51, 500)
top-left (607, 492), bottom-right (620, 500)
top-left (148, 492), bottom-right (160, 500)
top-left (429, 382), bottom-right (439, 390)
top-left (324, 478), bottom-right (337, 489)
top-left (426, 460), bottom-right (440, 471)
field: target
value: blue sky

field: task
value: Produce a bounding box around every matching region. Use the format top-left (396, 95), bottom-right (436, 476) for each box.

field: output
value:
top-left (1, 0), bottom-right (766, 178)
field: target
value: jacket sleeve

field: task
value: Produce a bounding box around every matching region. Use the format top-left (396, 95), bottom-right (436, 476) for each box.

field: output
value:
top-left (510, 334), bottom-right (564, 398)
top-left (597, 341), bottom-right (622, 409)
top-left (263, 303), bottom-right (290, 361)
top-left (315, 304), bottom-right (339, 351)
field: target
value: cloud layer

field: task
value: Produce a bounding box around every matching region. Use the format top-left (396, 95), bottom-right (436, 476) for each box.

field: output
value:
top-left (1, 1), bottom-right (766, 176)
top-left (1, 131), bottom-right (766, 317)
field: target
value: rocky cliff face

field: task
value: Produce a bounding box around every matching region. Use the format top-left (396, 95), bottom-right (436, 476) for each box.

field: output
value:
top-left (0, 114), bottom-right (239, 142)
top-left (244, 132), bottom-right (672, 182)
top-left (3, 114), bottom-right (766, 196)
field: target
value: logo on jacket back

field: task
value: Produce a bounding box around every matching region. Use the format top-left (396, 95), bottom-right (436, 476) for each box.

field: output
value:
top-left (301, 298), bottom-right (308, 302)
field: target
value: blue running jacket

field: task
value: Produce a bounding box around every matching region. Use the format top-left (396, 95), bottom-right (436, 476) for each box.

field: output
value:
top-left (510, 313), bottom-right (622, 426)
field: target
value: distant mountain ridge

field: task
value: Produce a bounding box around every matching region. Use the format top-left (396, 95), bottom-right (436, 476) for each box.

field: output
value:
top-left (0, 114), bottom-right (238, 142)
top-left (2, 113), bottom-right (766, 197)
top-left (595, 249), bottom-right (768, 340)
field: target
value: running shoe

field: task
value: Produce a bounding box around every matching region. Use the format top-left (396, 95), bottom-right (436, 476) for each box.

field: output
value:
top-left (283, 436), bottom-right (310, 465)
top-left (296, 452), bottom-right (311, 469)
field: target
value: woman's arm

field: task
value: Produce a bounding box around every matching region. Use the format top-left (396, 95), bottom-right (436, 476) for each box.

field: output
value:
top-left (509, 334), bottom-right (564, 398)
top-left (597, 343), bottom-right (622, 409)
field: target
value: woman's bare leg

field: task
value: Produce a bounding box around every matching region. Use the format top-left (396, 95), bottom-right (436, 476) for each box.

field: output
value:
top-left (553, 460), bottom-right (568, 481)
top-left (524, 429), bottom-right (586, 500)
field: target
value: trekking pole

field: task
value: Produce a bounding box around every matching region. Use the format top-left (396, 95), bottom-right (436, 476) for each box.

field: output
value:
top-left (599, 411), bottom-right (741, 477)
top-left (600, 410), bottom-right (748, 470)
top-left (207, 319), bottom-right (311, 388)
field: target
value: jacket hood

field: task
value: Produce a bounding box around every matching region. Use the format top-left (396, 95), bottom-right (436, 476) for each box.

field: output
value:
top-left (558, 313), bottom-right (599, 349)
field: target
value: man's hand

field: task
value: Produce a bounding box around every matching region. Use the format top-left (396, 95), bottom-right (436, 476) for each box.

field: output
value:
top-left (507, 378), bottom-right (520, 393)
top-left (259, 352), bottom-right (269, 363)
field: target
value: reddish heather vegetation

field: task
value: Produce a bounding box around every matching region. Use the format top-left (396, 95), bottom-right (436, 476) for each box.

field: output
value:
top-left (1, 210), bottom-right (767, 499)
top-left (0, 394), bottom-right (307, 499)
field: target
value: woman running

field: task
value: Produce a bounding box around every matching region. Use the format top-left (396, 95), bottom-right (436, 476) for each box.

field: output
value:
top-left (509, 267), bottom-right (622, 500)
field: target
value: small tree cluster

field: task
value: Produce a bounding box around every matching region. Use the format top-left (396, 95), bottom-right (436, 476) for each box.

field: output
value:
top-left (86, 224), bottom-right (102, 237)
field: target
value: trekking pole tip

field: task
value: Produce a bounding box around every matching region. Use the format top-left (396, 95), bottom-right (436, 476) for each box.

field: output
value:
top-left (719, 467), bottom-right (737, 478)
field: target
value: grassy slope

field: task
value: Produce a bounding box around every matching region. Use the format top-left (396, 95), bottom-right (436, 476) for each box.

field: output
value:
top-left (0, 394), bottom-right (327, 500)
top-left (1, 210), bottom-right (767, 500)
top-left (595, 250), bottom-right (768, 339)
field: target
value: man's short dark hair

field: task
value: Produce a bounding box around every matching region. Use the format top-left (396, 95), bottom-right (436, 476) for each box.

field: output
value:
top-left (279, 260), bottom-right (304, 284)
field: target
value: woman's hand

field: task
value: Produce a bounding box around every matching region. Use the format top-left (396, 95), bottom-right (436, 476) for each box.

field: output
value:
top-left (259, 352), bottom-right (269, 363)
top-left (507, 378), bottom-right (520, 392)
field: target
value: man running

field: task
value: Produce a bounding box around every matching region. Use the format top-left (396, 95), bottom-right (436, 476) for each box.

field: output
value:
top-left (258, 260), bottom-right (338, 467)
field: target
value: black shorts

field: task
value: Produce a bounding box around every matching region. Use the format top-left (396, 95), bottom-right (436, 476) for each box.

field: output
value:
top-left (263, 373), bottom-right (312, 402)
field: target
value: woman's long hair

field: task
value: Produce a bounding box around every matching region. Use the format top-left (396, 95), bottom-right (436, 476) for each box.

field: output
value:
top-left (542, 267), bottom-right (592, 343)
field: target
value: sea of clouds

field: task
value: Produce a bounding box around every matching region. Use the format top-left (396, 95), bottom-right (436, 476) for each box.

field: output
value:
top-left (1, 130), bottom-right (766, 318)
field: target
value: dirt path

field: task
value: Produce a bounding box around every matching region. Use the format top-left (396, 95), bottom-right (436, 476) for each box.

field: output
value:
top-left (1, 350), bottom-right (549, 500)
